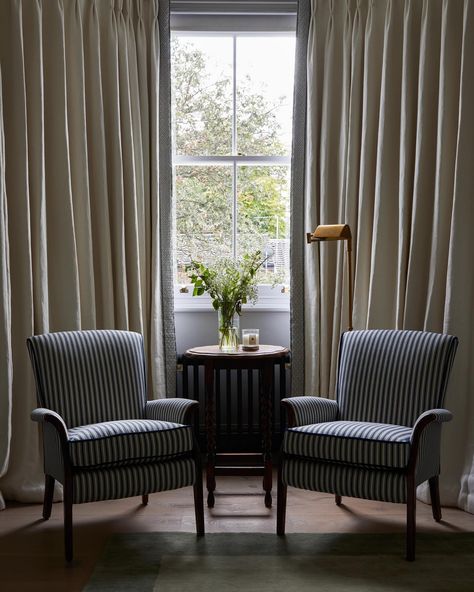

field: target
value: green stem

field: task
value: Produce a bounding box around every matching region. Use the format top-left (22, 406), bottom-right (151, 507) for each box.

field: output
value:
top-left (218, 304), bottom-right (239, 350)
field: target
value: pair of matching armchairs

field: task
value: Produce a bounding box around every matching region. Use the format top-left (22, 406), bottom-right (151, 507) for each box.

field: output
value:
top-left (28, 328), bottom-right (457, 562)
top-left (27, 330), bottom-right (204, 562)
top-left (277, 329), bottom-right (458, 561)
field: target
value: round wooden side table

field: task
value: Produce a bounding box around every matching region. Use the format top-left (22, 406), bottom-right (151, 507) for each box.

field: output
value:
top-left (184, 344), bottom-right (289, 509)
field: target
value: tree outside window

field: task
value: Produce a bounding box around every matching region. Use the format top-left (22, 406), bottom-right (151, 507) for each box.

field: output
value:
top-left (171, 35), bottom-right (295, 287)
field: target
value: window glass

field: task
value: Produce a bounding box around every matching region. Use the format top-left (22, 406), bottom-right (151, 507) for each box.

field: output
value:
top-left (236, 37), bottom-right (295, 156)
top-left (175, 165), bottom-right (233, 284)
top-left (171, 33), bottom-right (295, 294)
top-left (237, 166), bottom-right (290, 285)
top-left (171, 37), bottom-right (233, 156)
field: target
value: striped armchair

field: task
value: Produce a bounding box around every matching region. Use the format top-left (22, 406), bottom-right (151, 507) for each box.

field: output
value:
top-left (277, 330), bottom-right (458, 561)
top-left (27, 330), bottom-right (204, 562)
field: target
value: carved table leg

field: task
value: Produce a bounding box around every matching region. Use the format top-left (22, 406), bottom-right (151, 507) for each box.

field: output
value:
top-left (260, 363), bottom-right (273, 508)
top-left (205, 361), bottom-right (216, 508)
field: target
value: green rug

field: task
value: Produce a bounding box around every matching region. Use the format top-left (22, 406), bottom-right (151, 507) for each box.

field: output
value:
top-left (84, 532), bottom-right (474, 591)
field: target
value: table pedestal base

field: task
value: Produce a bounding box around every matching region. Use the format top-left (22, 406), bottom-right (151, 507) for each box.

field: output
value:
top-left (207, 452), bottom-right (272, 508)
top-left (184, 345), bottom-right (288, 510)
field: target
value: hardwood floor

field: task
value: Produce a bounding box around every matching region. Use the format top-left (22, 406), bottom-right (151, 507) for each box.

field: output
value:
top-left (1, 473), bottom-right (474, 591)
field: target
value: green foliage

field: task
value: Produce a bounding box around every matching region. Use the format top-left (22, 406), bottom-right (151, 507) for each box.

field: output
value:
top-left (172, 40), bottom-right (287, 157)
top-left (186, 251), bottom-right (267, 325)
top-left (172, 41), bottom-right (232, 156)
top-left (238, 166), bottom-right (288, 238)
top-left (172, 38), bottom-right (290, 285)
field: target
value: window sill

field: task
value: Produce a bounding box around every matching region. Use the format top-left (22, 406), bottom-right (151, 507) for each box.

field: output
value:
top-left (174, 286), bottom-right (290, 313)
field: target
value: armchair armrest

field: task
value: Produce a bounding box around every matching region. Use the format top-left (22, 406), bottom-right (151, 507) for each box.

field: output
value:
top-left (145, 398), bottom-right (198, 424)
top-left (31, 408), bottom-right (69, 481)
top-left (281, 396), bottom-right (339, 428)
top-left (31, 408), bottom-right (68, 440)
top-left (408, 409), bottom-right (453, 478)
top-left (412, 409), bottom-right (453, 436)
top-left (410, 408), bottom-right (452, 454)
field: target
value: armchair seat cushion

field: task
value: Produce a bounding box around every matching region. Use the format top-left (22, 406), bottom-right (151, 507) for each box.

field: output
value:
top-left (283, 421), bottom-right (412, 469)
top-left (68, 419), bottom-right (194, 469)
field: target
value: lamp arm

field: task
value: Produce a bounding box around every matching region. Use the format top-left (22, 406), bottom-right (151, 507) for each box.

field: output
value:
top-left (347, 237), bottom-right (353, 331)
top-left (307, 223), bottom-right (354, 332)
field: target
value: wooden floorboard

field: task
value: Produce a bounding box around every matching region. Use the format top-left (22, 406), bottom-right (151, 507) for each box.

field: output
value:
top-left (1, 473), bottom-right (474, 591)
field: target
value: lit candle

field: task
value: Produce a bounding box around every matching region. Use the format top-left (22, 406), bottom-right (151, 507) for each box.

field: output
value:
top-left (248, 333), bottom-right (258, 346)
top-left (242, 329), bottom-right (259, 350)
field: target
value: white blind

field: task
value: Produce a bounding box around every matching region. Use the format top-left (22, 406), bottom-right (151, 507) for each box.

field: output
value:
top-left (170, 0), bottom-right (297, 31)
top-left (170, 1), bottom-right (298, 15)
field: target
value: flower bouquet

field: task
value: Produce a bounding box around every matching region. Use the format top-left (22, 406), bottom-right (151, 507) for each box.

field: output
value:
top-left (186, 250), bottom-right (266, 351)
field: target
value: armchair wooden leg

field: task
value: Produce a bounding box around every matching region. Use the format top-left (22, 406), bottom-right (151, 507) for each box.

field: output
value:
top-left (193, 474), bottom-right (205, 536)
top-left (406, 475), bottom-right (416, 561)
top-left (335, 494), bottom-right (342, 506)
top-left (429, 476), bottom-right (442, 522)
top-left (277, 462), bottom-right (287, 536)
top-left (193, 451), bottom-right (205, 536)
top-left (64, 478), bottom-right (73, 563)
top-left (142, 494), bottom-right (149, 505)
top-left (43, 475), bottom-right (55, 520)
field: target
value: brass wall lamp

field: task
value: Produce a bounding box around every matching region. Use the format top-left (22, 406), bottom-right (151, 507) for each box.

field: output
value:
top-left (306, 224), bottom-right (353, 331)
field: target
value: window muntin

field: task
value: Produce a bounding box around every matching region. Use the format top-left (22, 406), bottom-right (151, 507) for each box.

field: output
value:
top-left (171, 33), bottom-right (295, 305)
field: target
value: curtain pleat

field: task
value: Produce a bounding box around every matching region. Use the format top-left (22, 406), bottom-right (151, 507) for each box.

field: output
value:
top-left (64, 0), bottom-right (97, 328)
top-left (0, 0), bottom-right (44, 505)
top-left (444, 0), bottom-right (474, 510)
top-left (0, 0), bottom-right (174, 505)
top-left (0, 67), bottom-right (12, 510)
top-left (84, 1), bottom-right (115, 327)
top-left (292, 0), bottom-right (474, 511)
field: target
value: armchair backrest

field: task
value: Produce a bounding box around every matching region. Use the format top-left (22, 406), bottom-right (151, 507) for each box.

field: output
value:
top-left (27, 330), bottom-right (147, 428)
top-left (336, 330), bottom-right (458, 426)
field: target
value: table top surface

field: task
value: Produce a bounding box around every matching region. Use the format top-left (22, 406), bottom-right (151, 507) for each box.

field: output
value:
top-left (184, 344), bottom-right (289, 359)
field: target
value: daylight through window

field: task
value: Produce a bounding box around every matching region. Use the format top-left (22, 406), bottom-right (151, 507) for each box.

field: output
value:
top-left (171, 33), bottom-right (295, 294)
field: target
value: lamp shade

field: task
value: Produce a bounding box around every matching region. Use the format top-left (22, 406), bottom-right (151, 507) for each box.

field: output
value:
top-left (306, 224), bottom-right (352, 243)
top-left (306, 223), bottom-right (353, 331)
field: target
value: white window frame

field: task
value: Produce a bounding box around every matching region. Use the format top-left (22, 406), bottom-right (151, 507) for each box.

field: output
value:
top-left (171, 26), bottom-right (295, 313)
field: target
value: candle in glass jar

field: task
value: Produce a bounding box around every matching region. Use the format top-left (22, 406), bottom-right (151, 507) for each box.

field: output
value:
top-left (242, 329), bottom-right (259, 350)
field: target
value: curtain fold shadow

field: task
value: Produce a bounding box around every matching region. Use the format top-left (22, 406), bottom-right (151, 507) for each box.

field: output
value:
top-left (290, 0), bottom-right (474, 512)
top-left (0, 0), bottom-right (175, 505)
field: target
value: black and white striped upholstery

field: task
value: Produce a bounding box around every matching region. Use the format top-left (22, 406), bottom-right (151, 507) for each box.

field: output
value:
top-left (145, 398), bottom-right (198, 423)
top-left (27, 330), bottom-right (197, 476)
top-left (337, 330), bottom-right (457, 426)
top-left (283, 421), bottom-right (412, 469)
top-left (282, 458), bottom-right (407, 503)
top-left (68, 419), bottom-right (194, 468)
top-left (283, 396), bottom-right (339, 426)
top-left (27, 330), bottom-right (146, 427)
top-left (279, 330), bottom-right (458, 559)
top-left (282, 330), bottom-right (457, 477)
top-left (28, 330), bottom-right (204, 561)
top-left (73, 458), bottom-right (196, 504)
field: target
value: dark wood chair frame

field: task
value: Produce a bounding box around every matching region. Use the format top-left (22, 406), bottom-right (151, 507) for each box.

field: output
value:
top-left (277, 402), bottom-right (443, 561)
top-left (36, 403), bottom-right (204, 562)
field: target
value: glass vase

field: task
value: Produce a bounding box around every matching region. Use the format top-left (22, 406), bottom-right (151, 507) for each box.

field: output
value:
top-left (217, 309), bottom-right (240, 352)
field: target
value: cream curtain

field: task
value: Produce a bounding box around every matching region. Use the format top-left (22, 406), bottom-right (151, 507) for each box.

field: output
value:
top-left (0, 0), bottom-right (175, 508)
top-left (291, 0), bottom-right (474, 511)
top-left (0, 67), bottom-right (13, 511)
